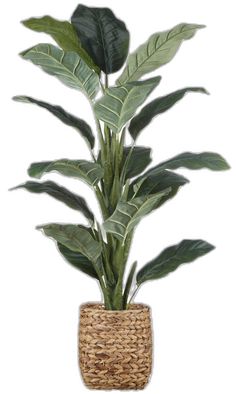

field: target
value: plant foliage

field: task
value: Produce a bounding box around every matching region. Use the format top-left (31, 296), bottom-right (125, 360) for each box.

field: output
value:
top-left (12, 4), bottom-right (230, 310)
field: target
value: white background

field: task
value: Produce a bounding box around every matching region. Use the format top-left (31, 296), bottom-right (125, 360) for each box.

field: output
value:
top-left (1, 0), bottom-right (235, 393)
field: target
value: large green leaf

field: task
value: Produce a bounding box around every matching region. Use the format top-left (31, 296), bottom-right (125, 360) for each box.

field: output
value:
top-left (122, 146), bottom-right (152, 180)
top-left (137, 239), bottom-right (215, 284)
top-left (129, 87), bottom-right (208, 140)
top-left (22, 16), bottom-right (99, 73)
top-left (57, 242), bottom-right (98, 278)
top-left (94, 76), bottom-right (161, 133)
top-left (21, 44), bottom-right (99, 99)
top-left (139, 152), bottom-right (230, 182)
top-left (13, 96), bottom-right (95, 149)
top-left (10, 180), bottom-right (94, 222)
top-left (28, 159), bottom-right (104, 186)
top-left (38, 224), bottom-right (101, 263)
top-left (103, 188), bottom-right (171, 242)
top-left (71, 5), bottom-right (129, 74)
top-left (117, 23), bottom-right (204, 84)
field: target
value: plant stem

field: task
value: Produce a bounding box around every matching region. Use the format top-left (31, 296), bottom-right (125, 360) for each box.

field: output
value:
top-left (127, 284), bottom-right (140, 307)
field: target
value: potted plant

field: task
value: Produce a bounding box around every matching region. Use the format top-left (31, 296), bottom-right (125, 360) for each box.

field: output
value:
top-left (11, 3), bottom-right (230, 390)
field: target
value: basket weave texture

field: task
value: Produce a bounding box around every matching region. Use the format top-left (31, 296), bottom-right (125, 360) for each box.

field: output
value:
top-left (79, 303), bottom-right (152, 390)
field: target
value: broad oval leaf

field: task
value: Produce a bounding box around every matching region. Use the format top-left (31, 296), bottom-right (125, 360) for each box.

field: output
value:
top-left (38, 223), bottom-right (101, 263)
top-left (122, 146), bottom-right (152, 180)
top-left (103, 188), bottom-right (171, 242)
top-left (94, 76), bottom-right (161, 134)
top-left (71, 5), bottom-right (129, 74)
top-left (117, 23), bottom-right (205, 84)
top-left (21, 44), bottom-right (100, 99)
top-left (139, 152), bottom-right (230, 182)
top-left (10, 180), bottom-right (94, 223)
top-left (137, 239), bottom-right (215, 284)
top-left (22, 16), bottom-right (100, 73)
top-left (129, 87), bottom-right (208, 140)
top-left (13, 95), bottom-right (95, 149)
top-left (57, 242), bottom-right (98, 279)
top-left (28, 159), bottom-right (104, 186)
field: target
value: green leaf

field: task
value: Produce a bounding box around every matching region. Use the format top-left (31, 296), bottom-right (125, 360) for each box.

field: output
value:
top-left (71, 5), bottom-right (129, 74)
top-left (10, 180), bottom-right (94, 223)
top-left (117, 23), bottom-right (205, 84)
top-left (57, 242), bottom-right (98, 279)
top-left (137, 239), bottom-right (215, 284)
top-left (129, 87), bottom-right (208, 140)
top-left (103, 188), bottom-right (171, 242)
top-left (13, 96), bottom-right (95, 149)
top-left (28, 159), bottom-right (104, 186)
top-left (22, 16), bottom-right (100, 73)
top-left (38, 224), bottom-right (101, 263)
top-left (122, 146), bottom-right (152, 180)
top-left (139, 152), bottom-right (230, 182)
top-left (94, 76), bottom-right (161, 134)
top-left (123, 261), bottom-right (137, 308)
top-left (21, 44), bottom-right (100, 99)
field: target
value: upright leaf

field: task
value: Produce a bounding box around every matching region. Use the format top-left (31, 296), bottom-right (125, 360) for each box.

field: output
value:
top-left (38, 224), bottom-right (101, 263)
top-left (94, 76), bottom-right (161, 133)
top-left (122, 146), bottom-right (152, 179)
top-left (103, 188), bottom-right (171, 242)
top-left (57, 243), bottom-right (98, 278)
top-left (10, 180), bottom-right (94, 222)
top-left (71, 5), bottom-right (129, 74)
top-left (22, 16), bottom-right (99, 73)
top-left (139, 152), bottom-right (230, 183)
top-left (137, 239), bottom-right (215, 284)
top-left (21, 44), bottom-right (99, 99)
top-left (117, 23), bottom-right (205, 84)
top-left (28, 159), bottom-right (104, 186)
top-left (13, 96), bottom-right (95, 149)
top-left (129, 87), bottom-right (208, 140)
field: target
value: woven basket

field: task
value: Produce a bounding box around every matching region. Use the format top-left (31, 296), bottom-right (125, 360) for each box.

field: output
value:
top-left (79, 303), bottom-right (152, 390)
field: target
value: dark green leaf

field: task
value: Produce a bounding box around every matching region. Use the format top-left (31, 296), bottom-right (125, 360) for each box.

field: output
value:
top-left (117, 23), bottom-right (205, 84)
top-left (129, 87), bottom-right (208, 140)
top-left (71, 5), bottom-right (129, 74)
top-left (21, 44), bottom-right (100, 99)
top-left (28, 159), bottom-right (104, 186)
top-left (22, 16), bottom-right (100, 73)
top-left (94, 76), bottom-right (161, 134)
top-left (38, 223), bottom-right (101, 263)
top-left (122, 146), bottom-right (152, 179)
top-left (57, 242), bottom-right (98, 278)
top-left (10, 180), bottom-right (94, 222)
top-left (13, 96), bottom-right (95, 149)
top-left (123, 261), bottom-right (137, 308)
top-left (137, 239), bottom-right (215, 284)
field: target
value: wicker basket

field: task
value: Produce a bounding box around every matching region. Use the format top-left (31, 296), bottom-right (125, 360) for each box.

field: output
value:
top-left (79, 303), bottom-right (152, 390)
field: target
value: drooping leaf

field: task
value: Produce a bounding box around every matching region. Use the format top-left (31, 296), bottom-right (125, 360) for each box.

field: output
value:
top-left (103, 188), bottom-right (171, 242)
top-left (137, 239), bottom-right (215, 284)
top-left (94, 76), bottom-right (161, 133)
top-left (21, 44), bottom-right (100, 99)
top-left (38, 223), bottom-right (101, 263)
top-left (13, 96), bottom-right (95, 149)
top-left (123, 261), bottom-right (137, 308)
top-left (122, 146), bottom-right (152, 179)
top-left (10, 180), bottom-right (94, 222)
top-left (22, 16), bottom-right (100, 73)
top-left (139, 152), bottom-right (230, 183)
top-left (117, 23), bottom-right (205, 84)
top-left (129, 87), bottom-right (208, 140)
top-left (71, 4), bottom-right (129, 74)
top-left (28, 159), bottom-right (104, 186)
top-left (57, 242), bottom-right (98, 278)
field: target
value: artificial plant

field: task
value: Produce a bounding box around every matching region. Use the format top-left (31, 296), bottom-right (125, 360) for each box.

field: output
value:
top-left (12, 4), bottom-right (230, 310)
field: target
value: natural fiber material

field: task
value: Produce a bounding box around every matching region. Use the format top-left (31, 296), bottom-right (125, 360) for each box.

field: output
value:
top-left (79, 303), bottom-right (152, 390)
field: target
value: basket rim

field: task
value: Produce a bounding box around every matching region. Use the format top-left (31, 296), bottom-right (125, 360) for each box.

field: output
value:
top-left (80, 302), bottom-right (151, 313)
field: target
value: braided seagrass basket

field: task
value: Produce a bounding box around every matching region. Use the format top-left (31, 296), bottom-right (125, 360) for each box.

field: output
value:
top-left (79, 303), bottom-right (152, 390)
